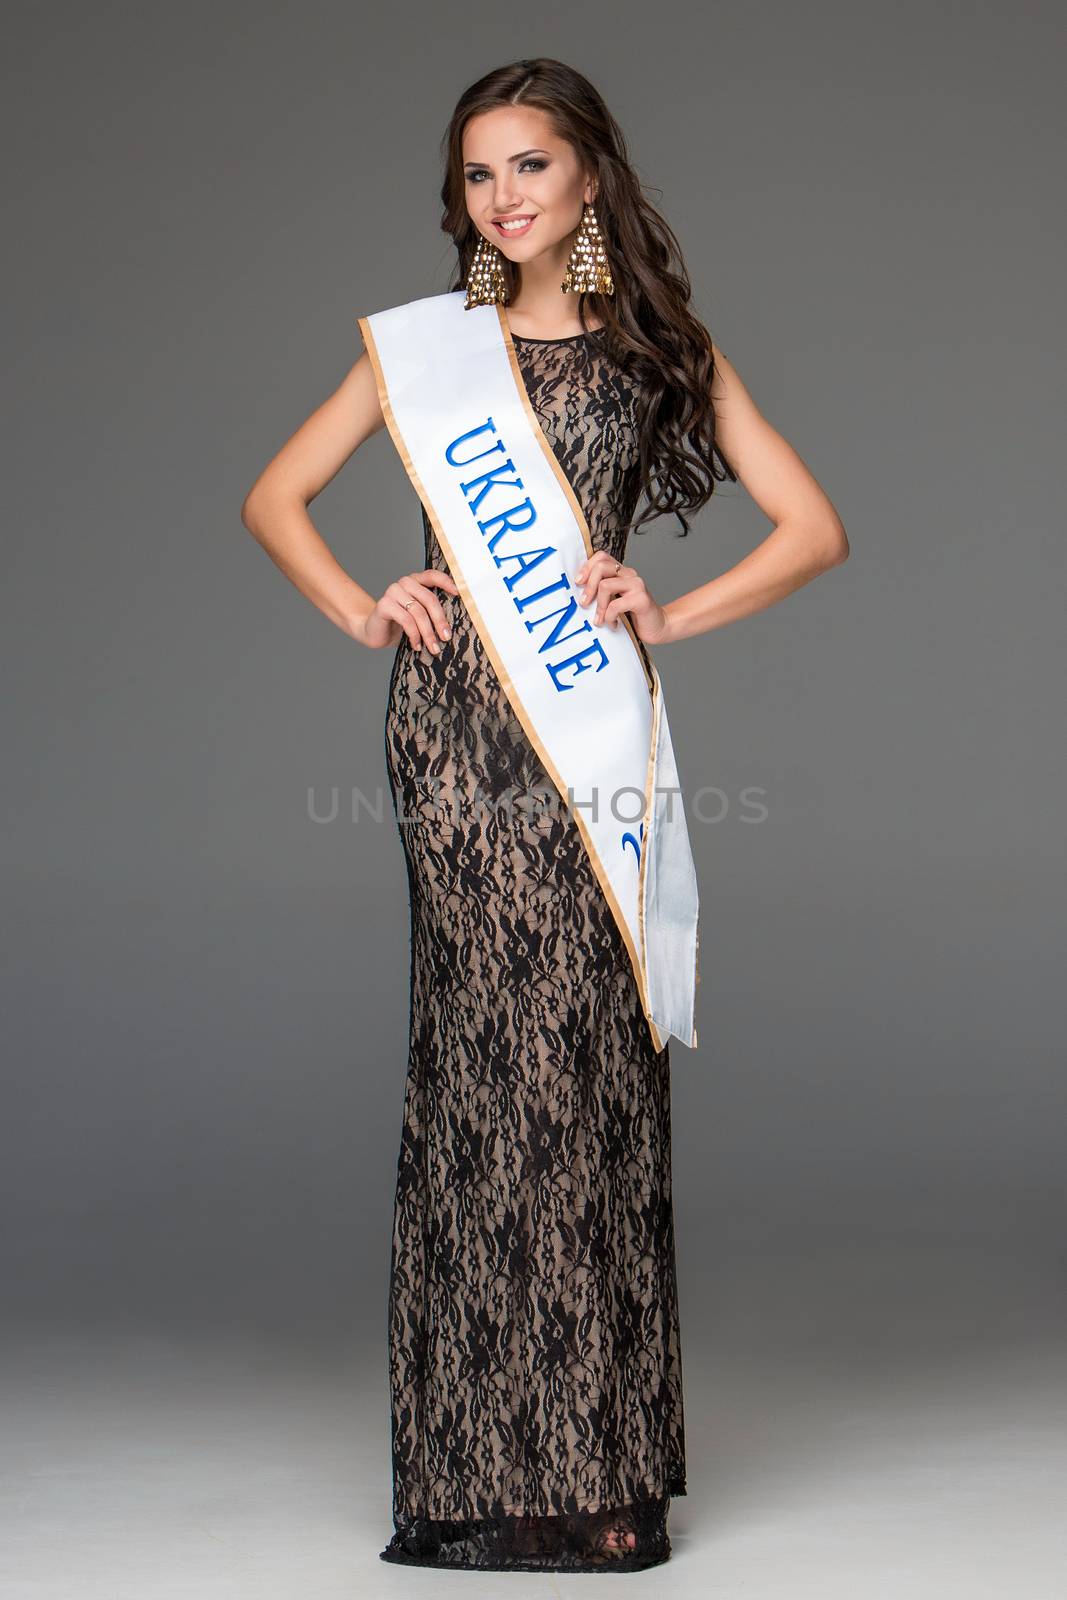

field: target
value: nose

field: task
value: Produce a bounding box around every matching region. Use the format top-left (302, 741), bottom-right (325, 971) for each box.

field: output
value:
top-left (492, 177), bottom-right (522, 212)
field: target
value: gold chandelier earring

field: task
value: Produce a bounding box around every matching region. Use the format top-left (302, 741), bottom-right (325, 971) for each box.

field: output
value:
top-left (561, 200), bottom-right (614, 297)
top-left (464, 231), bottom-right (510, 309)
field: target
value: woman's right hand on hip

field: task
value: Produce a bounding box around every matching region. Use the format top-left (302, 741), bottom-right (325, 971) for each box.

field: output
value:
top-left (359, 568), bottom-right (461, 653)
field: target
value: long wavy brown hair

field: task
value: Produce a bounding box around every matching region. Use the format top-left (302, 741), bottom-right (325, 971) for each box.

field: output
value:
top-left (439, 57), bottom-right (737, 538)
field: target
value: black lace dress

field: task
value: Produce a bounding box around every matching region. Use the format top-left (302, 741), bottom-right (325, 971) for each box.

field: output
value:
top-left (378, 328), bottom-right (687, 1573)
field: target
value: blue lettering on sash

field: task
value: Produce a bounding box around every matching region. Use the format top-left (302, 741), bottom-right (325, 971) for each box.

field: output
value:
top-left (443, 416), bottom-right (610, 692)
top-left (622, 818), bottom-right (645, 865)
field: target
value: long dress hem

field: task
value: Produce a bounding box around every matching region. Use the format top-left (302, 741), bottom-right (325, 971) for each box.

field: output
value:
top-left (379, 1473), bottom-right (686, 1572)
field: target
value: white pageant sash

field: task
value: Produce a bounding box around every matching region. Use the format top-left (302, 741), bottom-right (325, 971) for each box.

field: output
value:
top-left (357, 289), bottom-right (699, 1051)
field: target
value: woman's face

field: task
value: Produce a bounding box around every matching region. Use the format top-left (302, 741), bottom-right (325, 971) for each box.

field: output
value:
top-left (462, 105), bottom-right (593, 264)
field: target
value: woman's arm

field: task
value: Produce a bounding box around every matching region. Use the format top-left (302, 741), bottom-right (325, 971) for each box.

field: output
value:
top-left (661, 345), bottom-right (850, 643)
top-left (239, 351), bottom-right (458, 652)
top-left (240, 351), bottom-right (386, 639)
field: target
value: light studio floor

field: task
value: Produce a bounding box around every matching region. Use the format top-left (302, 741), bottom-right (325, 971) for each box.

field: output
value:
top-left (2, 1242), bottom-right (1064, 1600)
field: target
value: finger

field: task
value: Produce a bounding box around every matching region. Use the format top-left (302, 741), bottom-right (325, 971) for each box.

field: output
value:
top-left (404, 574), bottom-right (455, 642)
top-left (591, 576), bottom-right (643, 624)
top-left (602, 593), bottom-right (638, 628)
top-left (588, 574), bottom-right (633, 620)
top-left (420, 568), bottom-right (461, 593)
top-left (382, 596), bottom-right (423, 650)
top-left (575, 550), bottom-right (617, 587)
top-left (389, 582), bottom-right (439, 653)
top-left (577, 557), bottom-right (626, 602)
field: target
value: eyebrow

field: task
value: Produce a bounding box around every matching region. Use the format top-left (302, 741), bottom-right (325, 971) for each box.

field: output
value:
top-left (462, 148), bottom-right (551, 168)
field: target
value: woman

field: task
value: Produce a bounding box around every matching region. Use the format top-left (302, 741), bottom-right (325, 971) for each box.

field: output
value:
top-left (241, 57), bottom-right (848, 1574)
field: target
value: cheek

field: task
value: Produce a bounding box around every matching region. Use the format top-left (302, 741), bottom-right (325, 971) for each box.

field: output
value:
top-left (542, 183), bottom-right (585, 225)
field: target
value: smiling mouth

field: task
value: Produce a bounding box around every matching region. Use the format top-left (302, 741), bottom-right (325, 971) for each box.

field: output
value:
top-left (493, 216), bottom-right (536, 237)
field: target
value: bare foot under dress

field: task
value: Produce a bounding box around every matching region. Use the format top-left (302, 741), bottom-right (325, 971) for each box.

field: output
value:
top-left (377, 326), bottom-right (687, 1573)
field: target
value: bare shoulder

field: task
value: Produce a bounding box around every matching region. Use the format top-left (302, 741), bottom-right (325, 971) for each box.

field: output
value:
top-left (336, 343), bottom-right (387, 443)
top-left (709, 341), bottom-right (757, 414)
top-left (706, 340), bottom-right (777, 476)
top-left (242, 339), bottom-right (387, 512)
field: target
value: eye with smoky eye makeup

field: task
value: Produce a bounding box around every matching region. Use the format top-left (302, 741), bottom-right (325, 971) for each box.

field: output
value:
top-left (464, 158), bottom-right (548, 183)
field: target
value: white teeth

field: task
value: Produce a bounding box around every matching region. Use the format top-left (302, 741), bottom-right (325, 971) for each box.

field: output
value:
top-left (498, 217), bottom-right (533, 230)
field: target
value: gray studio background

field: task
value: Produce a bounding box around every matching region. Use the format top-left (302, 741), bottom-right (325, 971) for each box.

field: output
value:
top-left (3, 2), bottom-right (1064, 1597)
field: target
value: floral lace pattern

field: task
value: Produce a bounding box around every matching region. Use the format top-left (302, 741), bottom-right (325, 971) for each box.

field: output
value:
top-left (378, 330), bottom-right (686, 1571)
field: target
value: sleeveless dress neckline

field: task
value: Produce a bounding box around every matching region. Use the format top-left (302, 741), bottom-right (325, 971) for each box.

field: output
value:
top-left (511, 328), bottom-right (604, 344)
